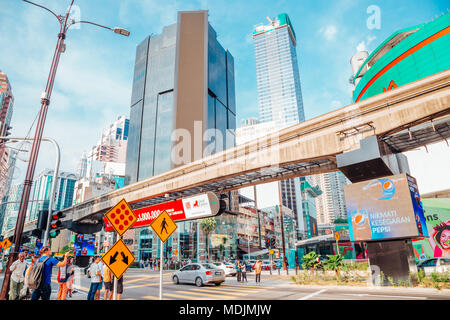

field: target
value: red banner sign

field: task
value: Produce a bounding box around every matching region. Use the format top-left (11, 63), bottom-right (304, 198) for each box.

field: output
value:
top-left (105, 199), bottom-right (186, 231)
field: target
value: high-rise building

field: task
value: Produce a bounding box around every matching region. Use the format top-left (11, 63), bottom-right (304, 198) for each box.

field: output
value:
top-left (86, 115), bottom-right (129, 179)
top-left (125, 11), bottom-right (236, 262)
top-left (253, 13), bottom-right (304, 127)
top-left (252, 14), bottom-right (313, 239)
top-left (126, 11), bottom-right (236, 184)
top-left (28, 169), bottom-right (77, 222)
top-left (312, 171), bottom-right (349, 225)
top-left (1, 183), bottom-right (23, 234)
top-left (0, 71), bottom-right (15, 202)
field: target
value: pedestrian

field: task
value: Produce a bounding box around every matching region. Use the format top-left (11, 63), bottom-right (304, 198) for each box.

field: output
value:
top-left (103, 265), bottom-right (113, 300)
top-left (112, 276), bottom-right (124, 300)
top-left (56, 257), bottom-right (70, 300)
top-left (140, 258), bottom-right (144, 268)
top-left (236, 260), bottom-right (242, 282)
top-left (9, 252), bottom-right (27, 300)
top-left (241, 260), bottom-right (247, 282)
top-left (150, 258), bottom-right (153, 270)
top-left (145, 258), bottom-right (149, 269)
top-left (19, 254), bottom-right (38, 300)
top-left (254, 260), bottom-right (262, 283)
top-left (31, 247), bottom-right (70, 300)
top-left (87, 255), bottom-right (103, 300)
top-left (66, 257), bottom-right (75, 298)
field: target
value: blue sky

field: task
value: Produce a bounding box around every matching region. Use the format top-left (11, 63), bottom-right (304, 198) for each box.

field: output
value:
top-left (1, 0), bottom-right (449, 192)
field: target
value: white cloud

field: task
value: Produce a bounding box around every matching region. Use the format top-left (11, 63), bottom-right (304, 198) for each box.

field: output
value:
top-left (320, 25), bottom-right (338, 41)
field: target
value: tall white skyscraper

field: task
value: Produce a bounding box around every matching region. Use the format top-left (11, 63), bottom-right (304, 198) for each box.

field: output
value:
top-left (252, 14), bottom-right (318, 239)
top-left (253, 13), bottom-right (304, 127)
top-left (312, 171), bottom-right (349, 225)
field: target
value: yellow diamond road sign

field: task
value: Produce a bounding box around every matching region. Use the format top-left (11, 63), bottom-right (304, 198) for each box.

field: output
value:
top-left (102, 239), bottom-right (135, 280)
top-left (150, 210), bottom-right (177, 243)
top-left (105, 198), bottom-right (137, 237)
top-left (1, 238), bottom-right (12, 250)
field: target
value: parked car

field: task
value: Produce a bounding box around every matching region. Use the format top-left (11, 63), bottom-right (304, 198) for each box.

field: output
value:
top-left (244, 260), bottom-right (255, 272)
top-left (417, 258), bottom-right (450, 275)
top-left (212, 262), bottom-right (237, 277)
top-left (274, 260), bottom-right (282, 269)
top-left (261, 260), bottom-right (276, 270)
top-left (172, 263), bottom-right (225, 287)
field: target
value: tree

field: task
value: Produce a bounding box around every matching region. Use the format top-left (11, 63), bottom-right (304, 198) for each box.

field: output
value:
top-left (324, 254), bottom-right (344, 280)
top-left (333, 218), bottom-right (348, 224)
top-left (200, 217), bottom-right (217, 262)
top-left (301, 251), bottom-right (321, 278)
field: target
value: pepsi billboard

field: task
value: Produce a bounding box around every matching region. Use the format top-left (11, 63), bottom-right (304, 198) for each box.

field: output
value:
top-left (344, 173), bottom-right (428, 241)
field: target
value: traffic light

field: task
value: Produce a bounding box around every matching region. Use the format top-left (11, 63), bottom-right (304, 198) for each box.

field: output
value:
top-left (49, 211), bottom-right (65, 238)
top-left (37, 210), bottom-right (49, 231)
top-left (270, 238), bottom-right (276, 247)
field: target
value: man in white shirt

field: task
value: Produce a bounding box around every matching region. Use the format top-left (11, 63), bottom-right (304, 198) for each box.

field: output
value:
top-left (87, 256), bottom-right (103, 300)
top-left (9, 252), bottom-right (27, 300)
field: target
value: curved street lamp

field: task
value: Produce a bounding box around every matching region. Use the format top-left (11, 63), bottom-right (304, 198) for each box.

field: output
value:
top-left (0, 0), bottom-right (130, 300)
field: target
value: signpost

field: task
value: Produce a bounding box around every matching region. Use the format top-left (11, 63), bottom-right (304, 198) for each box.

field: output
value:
top-left (334, 231), bottom-right (340, 256)
top-left (150, 210), bottom-right (177, 300)
top-left (0, 239), bottom-right (12, 251)
top-left (102, 199), bottom-right (137, 300)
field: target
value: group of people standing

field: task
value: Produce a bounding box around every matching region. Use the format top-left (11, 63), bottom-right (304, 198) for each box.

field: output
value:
top-left (5, 246), bottom-right (124, 300)
top-left (235, 259), bottom-right (263, 283)
top-left (7, 246), bottom-right (74, 300)
top-left (86, 255), bottom-right (123, 300)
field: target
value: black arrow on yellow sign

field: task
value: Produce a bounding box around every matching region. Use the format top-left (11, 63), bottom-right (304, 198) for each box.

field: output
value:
top-left (110, 251), bottom-right (119, 265)
top-left (121, 252), bottom-right (129, 265)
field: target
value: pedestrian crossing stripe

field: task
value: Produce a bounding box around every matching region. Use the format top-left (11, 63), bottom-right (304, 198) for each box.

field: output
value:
top-left (164, 293), bottom-right (213, 300)
top-left (167, 290), bottom-right (236, 300)
top-left (221, 284), bottom-right (273, 289)
top-left (192, 287), bottom-right (264, 293)
top-left (124, 281), bottom-right (172, 290)
top-left (142, 295), bottom-right (173, 300)
top-left (189, 287), bottom-right (252, 296)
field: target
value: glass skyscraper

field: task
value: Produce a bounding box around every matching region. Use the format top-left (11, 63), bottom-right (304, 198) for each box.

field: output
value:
top-left (125, 11), bottom-right (236, 262)
top-left (126, 12), bottom-right (236, 184)
top-left (253, 13), bottom-right (304, 127)
top-left (253, 14), bottom-right (315, 239)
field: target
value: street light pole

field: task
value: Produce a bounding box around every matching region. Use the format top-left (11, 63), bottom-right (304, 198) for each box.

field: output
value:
top-left (0, 0), bottom-right (129, 300)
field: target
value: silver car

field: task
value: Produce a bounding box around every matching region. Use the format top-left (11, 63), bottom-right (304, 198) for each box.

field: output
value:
top-left (172, 263), bottom-right (225, 287)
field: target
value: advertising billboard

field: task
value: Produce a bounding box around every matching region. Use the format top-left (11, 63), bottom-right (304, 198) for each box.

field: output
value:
top-left (73, 234), bottom-right (96, 256)
top-left (344, 173), bottom-right (428, 241)
top-left (412, 198), bottom-right (450, 261)
top-left (105, 193), bottom-right (219, 231)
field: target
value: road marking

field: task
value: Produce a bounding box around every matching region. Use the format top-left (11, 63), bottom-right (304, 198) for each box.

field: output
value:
top-left (123, 275), bottom-right (161, 284)
top-left (189, 287), bottom-right (252, 296)
top-left (164, 293), bottom-right (214, 300)
top-left (125, 281), bottom-right (172, 290)
top-left (222, 284), bottom-right (273, 289)
top-left (342, 293), bottom-right (427, 300)
top-left (298, 289), bottom-right (327, 300)
top-left (172, 290), bottom-right (236, 300)
top-left (195, 286), bottom-right (263, 293)
top-left (142, 295), bottom-right (173, 300)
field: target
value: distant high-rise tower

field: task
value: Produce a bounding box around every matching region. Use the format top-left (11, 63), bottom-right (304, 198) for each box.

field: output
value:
top-left (312, 171), bottom-right (349, 225)
top-left (253, 14), bottom-right (310, 238)
top-left (0, 71), bottom-right (15, 202)
top-left (253, 13), bottom-right (305, 127)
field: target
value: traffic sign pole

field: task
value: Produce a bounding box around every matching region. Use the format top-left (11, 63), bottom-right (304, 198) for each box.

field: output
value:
top-left (159, 239), bottom-right (163, 300)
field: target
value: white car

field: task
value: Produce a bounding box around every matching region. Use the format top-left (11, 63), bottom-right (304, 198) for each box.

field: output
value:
top-left (212, 262), bottom-right (237, 276)
top-left (172, 263), bottom-right (225, 287)
top-left (417, 258), bottom-right (450, 275)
